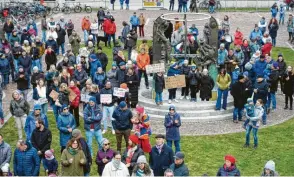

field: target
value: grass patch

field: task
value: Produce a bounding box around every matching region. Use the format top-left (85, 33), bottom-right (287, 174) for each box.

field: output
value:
top-left (1, 113), bottom-right (294, 176)
top-left (272, 47), bottom-right (294, 67)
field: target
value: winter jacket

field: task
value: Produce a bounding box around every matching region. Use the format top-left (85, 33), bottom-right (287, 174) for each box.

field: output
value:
top-left (217, 49), bottom-right (228, 65)
top-left (268, 23), bottom-right (279, 39)
top-left (57, 112), bottom-right (76, 146)
top-left (89, 92), bottom-right (101, 105)
top-left (96, 52), bottom-right (108, 70)
top-left (234, 50), bottom-right (244, 66)
top-left (261, 160), bottom-right (279, 176)
top-left (45, 39), bottom-right (58, 53)
top-left (258, 19), bottom-right (267, 33)
top-left (112, 106), bottom-right (133, 130)
top-left (15, 71), bottom-right (30, 90)
top-left (254, 79), bottom-right (269, 104)
top-left (83, 104), bottom-right (103, 131)
top-left (12, 46), bottom-right (23, 59)
top-left (90, 59), bottom-right (102, 78)
top-left (246, 105), bottom-right (263, 127)
top-left (43, 158), bottom-right (58, 175)
top-left (9, 34), bottom-right (20, 47)
top-left (277, 59), bottom-right (287, 76)
top-left (234, 31), bottom-right (243, 46)
top-left (30, 127), bottom-right (52, 158)
top-left (121, 25), bottom-right (131, 44)
top-left (268, 70), bottom-right (279, 92)
top-left (25, 112), bottom-right (49, 140)
top-left (125, 73), bottom-right (139, 104)
top-left (262, 43), bottom-right (272, 56)
top-left (122, 146), bottom-right (144, 174)
top-left (167, 64), bottom-right (181, 77)
top-left (30, 47), bottom-right (40, 60)
top-left (254, 59), bottom-right (267, 76)
top-left (164, 111), bottom-right (181, 141)
top-left (3, 22), bottom-right (14, 33)
top-left (69, 86), bottom-right (80, 108)
top-left (13, 141), bottom-right (40, 176)
top-left (200, 75), bottom-right (214, 100)
top-left (216, 73), bottom-right (231, 90)
top-left (69, 34), bottom-right (81, 55)
top-left (127, 33), bottom-right (138, 48)
top-left (216, 164), bottom-right (240, 176)
top-left (10, 98), bottom-right (30, 117)
top-left (116, 68), bottom-right (127, 84)
top-left (249, 29), bottom-right (262, 41)
top-left (96, 148), bottom-right (116, 175)
top-left (82, 18), bottom-right (91, 31)
top-left (283, 73), bottom-right (294, 95)
top-left (0, 57), bottom-right (10, 74)
top-left (107, 68), bottom-right (119, 88)
top-left (45, 51), bottom-right (57, 67)
top-left (60, 148), bottom-right (86, 176)
top-left (232, 67), bottom-right (240, 84)
top-left (0, 141), bottom-right (12, 168)
top-left (154, 73), bottom-right (165, 93)
top-left (188, 71), bottom-right (200, 86)
top-left (139, 15), bottom-right (146, 26)
top-left (56, 28), bottom-right (66, 45)
top-left (27, 22), bottom-right (38, 35)
top-left (137, 53), bottom-right (150, 70)
top-left (130, 16), bottom-right (140, 26)
top-left (20, 33), bottom-right (31, 45)
top-left (149, 144), bottom-right (174, 176)
top-left (102, 161), bottom-right (130, 177)
top-left (231, 81), bottom-right (246, 108)
top-left (73, 69), bottom-right (88, 88)
top-left (169, 162), bottom-right (189, 176)
top-left (97, 9), bottom-right (105, 21)
top-left (19, 55), bottom-right (32, 74)
top-left (104, 20), bottom-right (116, 35)
top-left (225, 55), bottom-right (238, 73)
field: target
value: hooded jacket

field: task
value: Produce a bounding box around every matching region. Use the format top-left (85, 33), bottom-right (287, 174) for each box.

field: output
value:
top-left (254, 79), bottom-right (269, 104)
top-left (261, 160), bottom-right (279, 176)
top-left (170, 162), bottom-right (189, 176)
top-left (82, 18), bottom-right (91, 31)
top-left (0, 141), bottom-right (12, 168)
top-left (57, 112), bottom-right (76, 146)
top-left (13, 141), bottom-right (40, 176)
top-left (112, 106), bottom-right (133, 131)
top-left (25, 112), bottom-right (49, 140)
top-left (254, 59), bottom-right (267, 76)
top-left (90, 58), bottom-right (102, 78)
top-left (94, 72), bottom-right (106, 89)
top-left (83, 103), bottom-right (103, 131)
top-left (10, 97), bottom-right (30, 117)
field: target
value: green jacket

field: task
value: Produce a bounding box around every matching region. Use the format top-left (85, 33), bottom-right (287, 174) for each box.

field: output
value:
top-left (217, 73), bottom-right (231, 90)
top-left (61, 148), bottom-right (86, 176)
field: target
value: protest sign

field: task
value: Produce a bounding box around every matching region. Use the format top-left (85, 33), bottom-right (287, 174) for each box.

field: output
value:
top-left (49, 90), bottom-right (59, 101)
top-left (146, 63), bottom-right (165, 74)
top-left (113, 87), bottom-right (126, 97)
top-left (68, 89), bottom-right (77, 102)
top-left (100, 94), bottom-right (112, 104)
top-left (165, 75), bottom-right (186, 89)
top-left (81, 94), bottom-right (91, 103)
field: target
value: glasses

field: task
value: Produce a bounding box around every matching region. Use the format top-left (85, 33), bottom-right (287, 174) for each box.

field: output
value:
top-left (35, 109), bottom-right (41, 111)
top-left (104, 143), bottom-right (110, 146)
top-left (63, 108), bottom-right (68, 111)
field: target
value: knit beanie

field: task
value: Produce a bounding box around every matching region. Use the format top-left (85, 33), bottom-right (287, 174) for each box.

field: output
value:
top-left (245, 62), bottom-right (253, 71)
top-left (137, 155), bottom-right (147, 164)
top-left (45, 149), bottom-right (55, 160)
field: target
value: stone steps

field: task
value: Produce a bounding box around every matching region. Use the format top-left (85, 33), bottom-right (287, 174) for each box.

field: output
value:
top-left (147, 113), bottom-right (233, 122)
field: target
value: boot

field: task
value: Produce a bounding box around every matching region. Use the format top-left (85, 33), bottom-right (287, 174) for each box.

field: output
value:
top-left (284, 105), bottom-right (288, 109)
top-left (290, 105), bottom-right (293, 110)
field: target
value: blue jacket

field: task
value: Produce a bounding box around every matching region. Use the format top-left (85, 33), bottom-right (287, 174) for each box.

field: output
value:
top-left (170, 162), bottom-right (189, 176)
top-left (232, 67), bottom-right (240, 84)
top-left (217, 49), bottom-right (228, 65)
top-left (246, 68), bottom-right (256, 84)
top-left (216, 165), bottom-right (241, 176)
top-left (93, 72), bottom-right (106, 89)
top-left (112, 106), bottom-right (133, 131)
top-left (45, 39), bottom-right (58, 53)
top-left (90, 59), bottom-right (102, 78)
top-left (130, 16), bottom-right (140, 26)
top-left (25, 112), bottom-right (49, 140)
top-left (164, 112), bottom-right (181, 141)
top-left (83, 104), bottom-right (103, 131)
top-left (149, 144), bottom-right (174, 176)
top-left (19, 55), bottom-right (32, 75)
top-left (271, 7), bottom-right (278, 16)
top-left (13, 141), bottom-right (40, 176)
top-left (254, 59), bottom-right (267, 76)
top-left (167, 64), bottom-right (181, 77)
top-left (249, 29), bottom-right (262, 41)
top-left (0, 58), bottom-right (10, 74)
top-left (43, 158), bottom-right (58, 174)
top-left (254, 79), bottom-right (269, 104)
top-left (57, 112), bottom-right (76, 146)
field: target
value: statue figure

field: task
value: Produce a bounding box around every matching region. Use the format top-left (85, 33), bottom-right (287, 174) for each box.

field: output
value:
top-left (193, 38), bottom-right (216, 66)
top-left (203, 23), bottom-right (211, 44)
top-left (189, 0), bottom-right (198, 13)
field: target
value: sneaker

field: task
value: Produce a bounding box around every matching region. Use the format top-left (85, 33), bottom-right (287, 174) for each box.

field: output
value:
top-left (112, 130), bottom-right (115, 135)
top-left (0, 119), bottom-right (3, 125)
top-left (102, 130), bottom-right (107, 134)
top-left (233, 120), bottom-right (238, 123)
top-left (180, 96), bottom-right (185, 100)
top-left (174, 99), bottom-right (179, 103)
top-left (186, 96), bottom-right (190, 100)
top-left (168, 99), bottom-right (172, 104)
top-left (146, 86), bottom-right (149, 89)
top-left (243, 144), bottom-right (249, 148)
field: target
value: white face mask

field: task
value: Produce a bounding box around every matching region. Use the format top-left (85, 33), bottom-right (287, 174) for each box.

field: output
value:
top-left (112, 159), bottom-right (120, 169)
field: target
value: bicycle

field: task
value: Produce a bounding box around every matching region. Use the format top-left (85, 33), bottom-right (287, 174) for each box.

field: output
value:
top-left (198, 0), bottom-right (221, 11)
top-left (74, 2), bottom-right (92, 13)
top-left (52, 3), bottom-right (71, 14)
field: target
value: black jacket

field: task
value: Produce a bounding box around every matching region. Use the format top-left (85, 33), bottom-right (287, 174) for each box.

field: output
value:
top-left (73, 69), bottom-right (88, 88)
top-left (56, 28), bottom-right (66, 45)
top-left (283, 72), bottom-right (294, 95)
top-left (116, 68), bottom-right (126, 84)
top-left (15, 71), bottom-right (29, 90)
top-left (122, 147), bottom-right (144, 175)
top-left (268, 69), bottom-right (279, 92)
top-left (199, 75), bottom-right (214, 100)
top-left (125, 73), bottom-right (139, 104)
top-left (45, 52), bottom-right (57, 66)
top-left (30, 47), bottom-right (40, 60)
top-left (277, 59), bottom-right (287, 76)
top-left (188, 71), bottom-right (201, 86)
top-left (231, 81), bottom-right (246, 108)
top-left (96, 52), bottom-right (108, 70)
top-left (3, 22), bottom-right (14, 33)
top-left (79, 137), bottom-right (92, 174)
top-left (31, 72), bottom-right (45, 88)
top-left (154, 73), bottom-right (165, 93)
top-left (12, 46), bottom-right (23, 59)
top-left (58, 90), bottom-right (70, 106)
top-left (31, 128), bottom-right (52, 158)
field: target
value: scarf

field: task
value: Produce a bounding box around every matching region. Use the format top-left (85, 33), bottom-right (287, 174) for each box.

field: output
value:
top-left (156, 144), bottom-right (163, 154)
top-left (223, 164), bottom-right (235, 172)
top-left (136, 169), bottom-right (145, 177)
top-left (126, 145), bottom-right (137, 164)
top-left (68, 147), bottom-right (78, 155)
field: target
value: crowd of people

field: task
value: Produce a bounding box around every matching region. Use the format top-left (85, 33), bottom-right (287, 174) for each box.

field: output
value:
top-left (0, 2), bottom-right (291, 176)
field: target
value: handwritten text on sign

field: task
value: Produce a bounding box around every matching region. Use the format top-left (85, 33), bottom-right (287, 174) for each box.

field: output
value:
top-left (100, 94), bottom-right (112, 104)
top-left (113, 87), bottom-right (126, 97)
top-left (146, 63), bottom-right (165, 74)
top-left (165, 75), bottom-right (186, 89)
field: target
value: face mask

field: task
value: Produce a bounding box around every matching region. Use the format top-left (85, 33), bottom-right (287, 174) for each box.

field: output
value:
top-left (112, 159), bottom-right (120, 169)
top-left (36, 126), bottom-right (41, 130)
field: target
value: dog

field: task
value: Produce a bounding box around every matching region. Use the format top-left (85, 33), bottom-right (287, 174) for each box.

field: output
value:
top-left (97, 36), bottom-right (108, 47)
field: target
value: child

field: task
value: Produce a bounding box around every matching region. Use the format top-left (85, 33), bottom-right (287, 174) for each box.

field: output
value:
top-left (243, 98), bottom-right (255, 129)
top-left (43, 149), bottom-right (58, 177)
top-left (153, 72), bottom-right (165, 105)
top-left (263, 63), bottom-right (272, 81)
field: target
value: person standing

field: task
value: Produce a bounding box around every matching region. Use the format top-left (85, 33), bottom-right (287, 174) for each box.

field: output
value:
top-left (154, 72), bottom-right (165, 105)
top-left (104, 16), bottom-right (116, 48)
top-left (57, 104), bottom-right (76, 153)
top-left (164, 105), bottom-right (181, 153)
top-left (45, 46), bottom-right (57, 71)
top-left (215, 69), bottom-right (231, 111)
top-left (216, 155), bottom-right (240, 176)
top-left (3, 18), bottom-right (14, 40)
top-left (82, 16), bottom-right (91, 45)
top-left (169, 0), bottom-right (175, 11)
top-left (13, 140), bottom-right (40, 176)
top-left (199, 69), bottom-right (214, 101)
top-left (188, 65), bottom-right (200, 102)
top-left (125, 68), bottom-right (139, 108)
top-left (96, 47), bottom-right (109, 72)
top-left (96, 138), bottom-right (116, 176)
top-left (83, 97), bottom-right (103, 155)
top-left (60, 138), bottom-right (86, 176)
top-left (112, 101), bottom-right (133, 152)
top-left (97, 7), bottom-right (105, 29)
top-left (253, 75), bottom-right (268, 125)
top-left (31, 119), bottom-right (52, 164)
top-left (69, 30), bottom-right (81, 55)
top-left (102, 152), bottom-right (130, 177)
top-left (231, 75), bottom-right (246, 123)
top-left (169, 152), bottom-right (189, 176)
top-left (10, 90), bottom-right (30, 139)
top-left (127, 29), bottom-right (138, 60)
top-left (69, 80), bottom-right (81, 127)
top-left (0, 134), bottom-right (12, 171)
top-left (41, 15), bottom-right (47, 42)
top-left (268, 18), bottom-right (279, 47)
top-left (283, 66), bottom-right (294, 109)
top-left (287, 14), bottom-right (293, 42)
top-left (130, 12), bottom-right (140, 32)
top-left (267, 62), bottom-right (279, 112)
top-left (149, 134), bottom-right (174, 176)
top-left (277, 53), bottom-right (287, 93)
top-left (167, 63), bottom-right (181, 104)
top-left (65, 19), bottom-right (75, 38)
top-left (180, 60), bottom-right (191, 100)
top-left (139, 13), bottom-right (146, 38)
top-left (71, 129), bottom-right (92, 176)
top-left (56, 24), bottom-right (66, 55)
top-left (73, 64), bottom-right (88, 90)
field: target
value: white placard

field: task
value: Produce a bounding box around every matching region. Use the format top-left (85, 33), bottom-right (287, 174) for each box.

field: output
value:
top-left (113, 87), bottom-right (126, 97)
top-left (100, 94), bottom-right (112, 104)
top-left (146, 63), bottom-right (165, 74)
top-left (81, 94), bottom-right (91, 103)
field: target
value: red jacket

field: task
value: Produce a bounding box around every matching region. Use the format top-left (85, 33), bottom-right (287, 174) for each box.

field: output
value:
top-left (104, 19), bottom-right (116, 35)
top-left (262, 43), bottom-right (272, 56)
top-left (234, 31), bottom-right (243, 46)
top-left (69, 86), bottom-right (81, 108)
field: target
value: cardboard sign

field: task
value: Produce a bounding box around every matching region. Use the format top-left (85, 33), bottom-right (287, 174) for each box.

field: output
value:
top-left (165, 75), bottom-right (186, 89)
top-left (100, 94), bottom-right (112, 104)
top-left (81, 94), bottom-right (91, 103)
top-left (38, 97), bottom-right (48, 105)
top-left (49, 90), bottom-right (59, 101)
top-left (113, 87), bottom-right (126, 97)
top-left (146, 63), bottom-right (165, 74)
top-left (68, 88), bottom-right (77, 102)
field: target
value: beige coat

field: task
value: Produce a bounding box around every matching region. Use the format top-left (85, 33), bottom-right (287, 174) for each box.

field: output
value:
top-left (139, 16), bottom-right (146, 26)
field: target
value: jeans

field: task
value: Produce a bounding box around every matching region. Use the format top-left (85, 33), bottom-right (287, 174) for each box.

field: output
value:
top-left (1, 74), bottom-right (9, 87)
top-left (155, 92), bottom-right (163, 103)
top-left (14, 115), bottom-right (27, 139)
top-left (14, 59), bottom-right (20, 73)
top-left (58, 43), bottom-right (65, 55)
top-left (18, 89), bottom-right (28, 100)
top-left (272, 37), bottom-right (276, 47)
top-left (178, 5), bottom-right (182, 12)
top-left (167, 140), bottom-right (181, 153)
top-left (70, 106), bottom-right (79, 127)
top-left (85, 129), bottom-right (103, 156)
top-left (42, 30), bottom-right (46, 43)
top-left (120, 1), bottom-right (124, 9)
top-left (169, 2), bottom-right (174, 11)
top-left (138, 69), bottom-right (149, 87)
top-left (139, 25), bottom-right (145, 37)
top-left (103, 106), bottom-right (114, 131)
top-left (262, 105), bottom-right (267, 124)
top-left (168, 88), bottom-right (177, 100)
top-left (115, 129), bottom-right (131, 152)
top-left (126, 3), bottom-right (129, 9)
top-left (5, 32), bottom-right (11, 40)
top-left (279, 14), bottom-right (285, 25)
top-left (127, 46), bottom-right (133, 60)
top-left (233, 107), bottom-right (243, 121)
top-left (182, 3), bottom-right (188, 12)
top-left (245, 125), bottom-right (258, 146)
top-left (107, 34), bottom-right (115, 47)
top-left (0, 100), bottom-right (3, 119)
top-left (132, 25), bottom-right (138, 33)
top-left (267, 92), bottom-right (276, 109)
top-left (83, 30), bottom-right (89, 45)
top-left (216, 88), bottom-right (228, 110)
top-left (32, 59), bottom-right (42, 71)
top-left (52, 104), bottom-right (59, 122)
top-left (209, 5), bottom-right (215, 13)
top-left (41, 103), bottom-right (48, 116)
